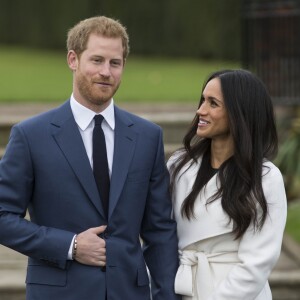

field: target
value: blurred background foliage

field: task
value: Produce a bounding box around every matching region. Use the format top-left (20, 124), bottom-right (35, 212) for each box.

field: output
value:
top-left (0, 0), bottom-right (241, 60)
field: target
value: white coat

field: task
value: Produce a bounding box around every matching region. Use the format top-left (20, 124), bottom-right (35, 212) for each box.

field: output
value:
top-left (168, 155), bottom-right (287, 300)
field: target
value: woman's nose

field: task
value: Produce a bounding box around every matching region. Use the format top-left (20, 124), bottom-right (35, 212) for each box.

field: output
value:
top-left (197, 103), bottom-right (207, 115)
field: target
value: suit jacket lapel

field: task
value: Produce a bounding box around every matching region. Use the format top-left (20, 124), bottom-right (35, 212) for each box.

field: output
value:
top-left (109, 107), bottom-right (136, 218)
top-left (50, 101), bottom-right (106, 218)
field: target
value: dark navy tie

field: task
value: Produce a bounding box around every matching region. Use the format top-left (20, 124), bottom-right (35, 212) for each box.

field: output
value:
top-left (93, 115), bottom-right (110, 218)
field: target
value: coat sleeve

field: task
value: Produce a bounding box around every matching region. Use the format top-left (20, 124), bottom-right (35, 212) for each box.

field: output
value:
top-left (208, 164), bottom-right (287, 299)
top-left (140, 127), bottom-right (181, 300)
top-left (0, 124), bottom-right (74, 269)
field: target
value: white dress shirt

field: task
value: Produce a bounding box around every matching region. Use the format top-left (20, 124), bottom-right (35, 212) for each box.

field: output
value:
top-left (68, 94), bottom-right (115, 259)
top-left (70, 94), bottom-right (115, 176)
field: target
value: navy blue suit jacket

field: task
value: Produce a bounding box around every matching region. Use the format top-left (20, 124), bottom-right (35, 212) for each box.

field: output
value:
top-left (0, 101), bottom-right (180, 300)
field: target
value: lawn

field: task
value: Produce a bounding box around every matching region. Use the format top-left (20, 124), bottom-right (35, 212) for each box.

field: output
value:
top-left (0, 45), bottom-right (239, 103)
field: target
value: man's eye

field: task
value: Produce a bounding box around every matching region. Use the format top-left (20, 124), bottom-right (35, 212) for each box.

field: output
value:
top-left (111, 61), bottom-right (121, 66)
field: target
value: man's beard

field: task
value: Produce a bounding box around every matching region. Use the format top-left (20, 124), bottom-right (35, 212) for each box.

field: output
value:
top-left (76, 71), bottom-right (119, 105)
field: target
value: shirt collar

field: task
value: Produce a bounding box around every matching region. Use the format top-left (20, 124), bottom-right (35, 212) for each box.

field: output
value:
top-left (70, 94), bottom-right (115, 131)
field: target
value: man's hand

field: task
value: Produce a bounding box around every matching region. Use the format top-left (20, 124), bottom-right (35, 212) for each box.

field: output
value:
top-left (75, 225), bottom-right (107, 266)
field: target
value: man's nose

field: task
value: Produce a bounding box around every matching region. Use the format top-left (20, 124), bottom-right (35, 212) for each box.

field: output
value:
top-left (99, 63), bottom-right (111, 77)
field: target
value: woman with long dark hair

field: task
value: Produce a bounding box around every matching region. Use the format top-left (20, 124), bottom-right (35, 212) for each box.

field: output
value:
top-left (168, 69), bottom-right (287, 299)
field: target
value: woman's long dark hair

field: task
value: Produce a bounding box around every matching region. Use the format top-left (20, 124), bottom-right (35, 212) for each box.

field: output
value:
top-left (170, 69), bottom-right (278, 239)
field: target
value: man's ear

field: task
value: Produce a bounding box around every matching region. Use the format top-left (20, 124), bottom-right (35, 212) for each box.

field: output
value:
top-left (67, 50), bottom-right (78, 71)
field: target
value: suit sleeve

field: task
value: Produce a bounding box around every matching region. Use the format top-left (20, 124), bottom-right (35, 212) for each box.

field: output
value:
top-left (208, 165), bottom-right (287, 299)
top-left (0, 125), bottom-right (74, 269)
top-left (140, 127), bottom-right (181, 300)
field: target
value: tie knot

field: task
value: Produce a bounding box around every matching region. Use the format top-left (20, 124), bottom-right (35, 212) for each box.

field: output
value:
top-left (94, 114), bottom-right (104, 126)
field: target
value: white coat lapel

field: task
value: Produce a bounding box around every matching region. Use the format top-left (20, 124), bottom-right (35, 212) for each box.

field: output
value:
top-left (174, 158), bottom-right (233, 249)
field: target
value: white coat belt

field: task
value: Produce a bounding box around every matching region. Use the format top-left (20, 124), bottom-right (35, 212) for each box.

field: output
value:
top-left (175, 250), bottom-right (239, 298)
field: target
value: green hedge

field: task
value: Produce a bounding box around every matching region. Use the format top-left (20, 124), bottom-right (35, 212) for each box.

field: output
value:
top-left (0, 0), bottom-right (241, 60)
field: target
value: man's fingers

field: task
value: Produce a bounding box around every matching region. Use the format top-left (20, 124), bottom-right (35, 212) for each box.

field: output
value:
top-left (90, 225), bottom-right (107, 235)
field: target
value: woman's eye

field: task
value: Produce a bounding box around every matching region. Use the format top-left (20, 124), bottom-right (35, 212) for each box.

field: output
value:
top-left (210, 100), bottom-right (218, 107)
